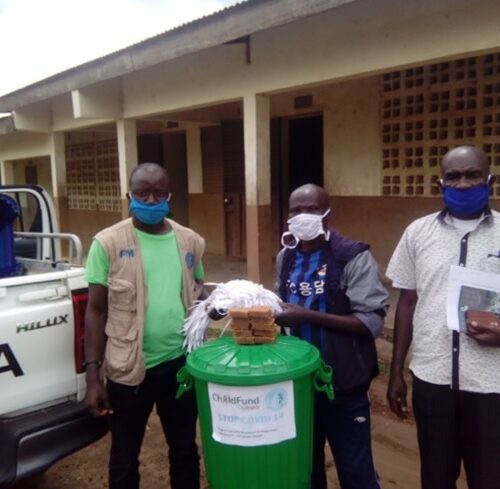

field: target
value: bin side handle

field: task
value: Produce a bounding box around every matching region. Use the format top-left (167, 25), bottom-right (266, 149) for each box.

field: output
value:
top-left (176, 366), bottom-right (193, 399)
top-left (313, 362), bottom-right (334, 401)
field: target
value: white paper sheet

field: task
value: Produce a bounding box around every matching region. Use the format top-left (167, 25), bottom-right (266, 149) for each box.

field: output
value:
top-left (446, 265), bottom-right (500, 332)
top-left (208, 380), bottom-right (296, 447)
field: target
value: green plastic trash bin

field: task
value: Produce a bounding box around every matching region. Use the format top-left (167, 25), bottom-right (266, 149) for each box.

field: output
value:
top-left (177, 335), bottom-right (333, 489)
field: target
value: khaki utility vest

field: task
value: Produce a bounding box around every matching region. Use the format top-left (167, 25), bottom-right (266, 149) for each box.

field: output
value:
top-left (94, 218), bottom-right (205, 385)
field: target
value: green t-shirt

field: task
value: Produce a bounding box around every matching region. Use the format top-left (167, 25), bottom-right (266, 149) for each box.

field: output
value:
top-left (85, 229), bottom-right (204, 369)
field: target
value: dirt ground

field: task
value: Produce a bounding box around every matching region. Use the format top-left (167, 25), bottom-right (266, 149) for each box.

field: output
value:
top-left (12, 255), bottom-right (469, 489)
top-left (13, 342), bottom-right (467, 489)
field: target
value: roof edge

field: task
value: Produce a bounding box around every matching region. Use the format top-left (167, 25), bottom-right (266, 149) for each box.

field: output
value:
top-left (0, 0), bottom-right (357, 113)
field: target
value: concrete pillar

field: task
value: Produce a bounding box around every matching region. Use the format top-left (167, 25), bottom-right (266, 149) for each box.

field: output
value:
top-left (185, 123), bottom-right (203, 194)
top-left (49, 133), bottom-right (68, 230)
top-left (0, 160), bottom-right (14, 185)
top-left (243, 93), bottom-right (273, 288)
top-left (116, 119), bottom-right (138, 218)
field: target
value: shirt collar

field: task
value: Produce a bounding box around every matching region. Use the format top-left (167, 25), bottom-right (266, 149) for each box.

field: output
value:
top-left (437, 207), bottom-right (492, 226)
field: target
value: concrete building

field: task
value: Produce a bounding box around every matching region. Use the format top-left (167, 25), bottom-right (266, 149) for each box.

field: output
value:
top-left (1, 0), bottom-right (499, 287)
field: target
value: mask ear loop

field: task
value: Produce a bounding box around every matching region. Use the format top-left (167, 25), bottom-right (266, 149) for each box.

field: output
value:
top-left (323, 209), bottom-right (331, 241)
top-left (281, 231), bottom-right (299, 249)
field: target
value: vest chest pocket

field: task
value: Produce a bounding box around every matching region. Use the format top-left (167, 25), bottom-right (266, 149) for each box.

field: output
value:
top-left (108, 278), bottom-right (137, 312)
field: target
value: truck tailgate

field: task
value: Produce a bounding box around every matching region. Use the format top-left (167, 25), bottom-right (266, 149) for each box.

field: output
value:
top-left (0, 273), bottom-right (80, 416)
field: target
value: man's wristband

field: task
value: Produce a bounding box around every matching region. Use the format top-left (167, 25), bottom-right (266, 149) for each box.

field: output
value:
top-left (83, 360), bottom-right (102, 368)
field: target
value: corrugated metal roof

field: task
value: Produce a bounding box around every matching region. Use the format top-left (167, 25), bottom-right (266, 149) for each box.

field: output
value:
top-left (120, 1), bottom-right (251, 50)
top-left (60, 0), bottom-right (251, 73)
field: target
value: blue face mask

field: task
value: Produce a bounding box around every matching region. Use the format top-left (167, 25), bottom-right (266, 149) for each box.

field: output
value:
top-left (129, 197), bottom-right (170, 225)
top-left (442, 184), bottom-right (490, 218)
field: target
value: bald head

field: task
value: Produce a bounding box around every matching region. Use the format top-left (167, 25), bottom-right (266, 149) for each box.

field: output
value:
top-left (289, 184), bottom-right (330, 216)
top-left (441, 146), bottom-right (491, 188)
top-left (129, 163), bottom-right (169, 188)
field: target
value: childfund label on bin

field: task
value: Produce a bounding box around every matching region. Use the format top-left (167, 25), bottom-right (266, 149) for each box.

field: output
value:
top-left (208, 381), bottom-right (296, 447)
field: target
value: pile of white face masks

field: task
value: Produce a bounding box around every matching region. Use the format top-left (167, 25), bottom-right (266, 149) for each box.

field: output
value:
top-left (183, 279), bottom-right (283, 352)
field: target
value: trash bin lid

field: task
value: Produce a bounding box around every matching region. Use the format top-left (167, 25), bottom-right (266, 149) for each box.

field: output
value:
top-left (186, 335), bottom-right (321, 385)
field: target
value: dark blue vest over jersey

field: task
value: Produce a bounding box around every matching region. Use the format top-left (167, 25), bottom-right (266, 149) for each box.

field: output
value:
top-left (278, 229), bottom-right (379, 396)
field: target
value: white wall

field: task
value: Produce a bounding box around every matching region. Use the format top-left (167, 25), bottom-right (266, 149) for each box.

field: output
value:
top-left (12, 157), bottom-right (53, 192)
top-left (0, 131), bottom-right (52, 161)
top-left (270, 77), bottom-right (381, 196)
top-left (323, 77), bottom-right (381, 196)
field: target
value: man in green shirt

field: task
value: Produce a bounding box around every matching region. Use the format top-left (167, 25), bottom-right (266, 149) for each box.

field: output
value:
top-left (84, 163), bottom-right (205, 489)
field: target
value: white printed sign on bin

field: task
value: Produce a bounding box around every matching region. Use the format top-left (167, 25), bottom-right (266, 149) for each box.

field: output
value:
top-left (208, 380), bottom-right (296, 447)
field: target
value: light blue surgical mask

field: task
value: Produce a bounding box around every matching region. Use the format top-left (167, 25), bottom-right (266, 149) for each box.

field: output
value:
top-left (129, 197), bottom-right (170, 225)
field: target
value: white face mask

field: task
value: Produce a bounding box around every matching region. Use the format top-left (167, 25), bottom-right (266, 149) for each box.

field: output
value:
top-left (281, 209), bottom-right (331, 249)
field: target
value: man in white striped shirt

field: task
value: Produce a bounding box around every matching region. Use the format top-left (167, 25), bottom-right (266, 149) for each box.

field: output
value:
top-left (386, 146), bottom-right (500, 489)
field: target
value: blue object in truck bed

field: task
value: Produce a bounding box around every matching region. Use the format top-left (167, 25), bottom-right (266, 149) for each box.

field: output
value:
top-left (0, 194), bottom-right (22, 278)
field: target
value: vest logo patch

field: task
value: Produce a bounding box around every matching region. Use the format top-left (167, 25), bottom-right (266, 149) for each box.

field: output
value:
top-left (185, 252), bottom-right (195, 269)
top-left (119, 248), bottom-right (135, 258)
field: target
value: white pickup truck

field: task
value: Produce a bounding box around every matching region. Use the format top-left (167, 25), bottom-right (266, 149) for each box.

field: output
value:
top-left (0, 185), bottom-right (107, 487)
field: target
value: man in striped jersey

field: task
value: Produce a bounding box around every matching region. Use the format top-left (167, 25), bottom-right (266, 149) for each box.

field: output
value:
top-left (275, 183), bottom-right (388, 489)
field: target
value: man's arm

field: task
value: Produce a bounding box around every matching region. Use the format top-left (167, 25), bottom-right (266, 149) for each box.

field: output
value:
top-left (194, 279), bottom-right (212, 301)
top-left (275, 251), bottom-right (388, 337)
top-left (276, 303), bottom-right (372, 335)
top-left (387, 288), bottom-right (417, 419)
top-left (84, 283), bottom-right (112, 416)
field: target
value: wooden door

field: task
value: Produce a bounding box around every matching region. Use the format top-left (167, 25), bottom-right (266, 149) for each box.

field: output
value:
top-left (222, 120), bottom-right (246, 258)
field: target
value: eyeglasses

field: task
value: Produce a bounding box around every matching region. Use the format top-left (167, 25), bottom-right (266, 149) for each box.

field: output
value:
top-left (440, 172), bottom-right (491, 186)
top-left (129, 190), bottom-right (172, 202)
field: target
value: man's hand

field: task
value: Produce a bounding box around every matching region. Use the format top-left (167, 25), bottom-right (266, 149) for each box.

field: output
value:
top-left (275, 302), bottom-right (372, 335)
top-left (387, 372), bottom-right (409, 419)
top-left (84, 283), bottom-right (109, 415)
top-left (274, 303), bottom-right (311, 328)
top-left (85, 375), bottom-right (113, 417)
top-left (467, 311), bottom-right (500, 347)
top-left (387, 288), bottom-right (416, 420)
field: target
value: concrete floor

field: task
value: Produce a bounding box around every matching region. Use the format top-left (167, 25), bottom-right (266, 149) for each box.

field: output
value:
top-left (202, 252), bottom-right (247, 283)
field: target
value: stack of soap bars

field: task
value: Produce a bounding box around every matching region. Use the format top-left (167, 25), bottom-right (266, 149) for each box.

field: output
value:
top-left (228, 306), bottom-right (279, 344)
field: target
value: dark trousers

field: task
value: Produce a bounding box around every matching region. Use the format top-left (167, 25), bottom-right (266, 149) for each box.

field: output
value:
top-left (311, 392), bottom-right (380, 489)
top-left (106, 356), bottom-right (200, 489)
top-left (413, 375), bottom-right (500, 489)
